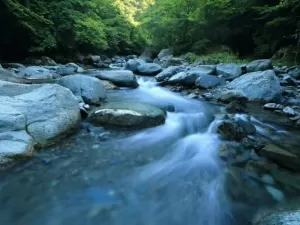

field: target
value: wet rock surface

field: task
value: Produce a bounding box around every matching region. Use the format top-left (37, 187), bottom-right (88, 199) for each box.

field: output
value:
top-left (1, 56), bottom-right (300, 225)
top-left (89, 102), bottom-right (166, 129)
top-left (0, 81), bottom-right (81, 164)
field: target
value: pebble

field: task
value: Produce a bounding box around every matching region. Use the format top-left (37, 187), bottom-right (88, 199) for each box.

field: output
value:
top-left (289, 115), bottom-right (300, 121)
top-left (283, 106), bottom-right (296, 116)
top-left (265, 185), bottom-right (285, 202)
top-left (92, 144), bottom-right (100, 150)
top-left (261, 174), bottom-right (274, 185)
top-left (187, 93), bottom-right (198, 99)
top-left (202, 92), bottom-right (214, 101)
top-left (263, 103), bottom-right (284, 110)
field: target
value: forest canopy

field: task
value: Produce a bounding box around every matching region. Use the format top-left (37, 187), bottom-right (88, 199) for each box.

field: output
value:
top-left (0, 0), bottom-right (299, 63)
top-left (0, 0), bottom-right (152, 59)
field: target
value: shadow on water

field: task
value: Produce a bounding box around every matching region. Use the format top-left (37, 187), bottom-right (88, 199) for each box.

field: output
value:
top-left (0, 76), bottom-right (298, 225)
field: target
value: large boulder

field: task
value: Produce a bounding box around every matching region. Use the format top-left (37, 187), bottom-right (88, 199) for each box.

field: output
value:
top-left (216, 63), bottom-right (242, 80)
top-left (0, 81), bottom-right (81, 165)
top-left (246, 59), bottom-right (273, 73)
top-left (89, 102), bottom-right (166, 129)
top-left (168, 65), bottom-right (215, 85)
top-left (17, 66), bottom-right (58, 81)
top-left (95, 70), bottom-right (138, 88)
top-left (227, 70), bottom-right (282, 102)
top-left (136, 63), bottom-right (162, 76)
top-left (195, 75), bottom-right (224, 89)
top-left (125, 59), bottom-right (144, 73)
top-left (56, 75), bottom-right (106, 104)
top-left (157, 48), bottom-right (173, 60)
top-left (155, 66), bottom-right (185, 82)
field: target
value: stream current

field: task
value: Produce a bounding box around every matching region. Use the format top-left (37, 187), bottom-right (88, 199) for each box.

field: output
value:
top-left (1, 76), bottom-right (300, 225)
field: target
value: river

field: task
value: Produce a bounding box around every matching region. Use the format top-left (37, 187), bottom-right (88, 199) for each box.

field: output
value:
top-left (1, 76), bottom-right (300, 225)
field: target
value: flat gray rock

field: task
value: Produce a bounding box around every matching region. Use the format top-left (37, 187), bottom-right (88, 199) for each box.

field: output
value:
top-left (89, 102), bottom-right (166, 129)
top-left (95, 70), bottom-right (138, 88)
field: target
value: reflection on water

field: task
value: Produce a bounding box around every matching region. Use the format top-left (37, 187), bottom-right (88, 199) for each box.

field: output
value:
top-left (0, 76), bottom-right (299, 225)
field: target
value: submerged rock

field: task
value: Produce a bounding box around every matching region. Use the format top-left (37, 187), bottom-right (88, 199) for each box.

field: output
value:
top-left (257, 144), bottom-right (300, 171)
top-left (56, 74), bottom-right (106, 105)
top-left (217, 118), bottom-right (256, 140)
top-left (217, 120), bottom-right (247, 140)
top-left (89, 102), bottom-right (166, 129)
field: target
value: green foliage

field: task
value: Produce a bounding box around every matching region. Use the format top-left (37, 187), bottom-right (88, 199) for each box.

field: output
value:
top-left (182, 51), bottom-right (247, 64)
top-left (0, 0), bottom-right (152, 58)
top-left (140, 0), bottom-right (300, 63)
top-left (1, 0), bottom-right (300, 64)
top-left (74, 15), bottom-right (108, 50)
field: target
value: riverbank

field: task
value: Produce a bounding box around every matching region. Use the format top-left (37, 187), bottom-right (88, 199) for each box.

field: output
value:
top-left (1, 50), bottom-right (300, 224)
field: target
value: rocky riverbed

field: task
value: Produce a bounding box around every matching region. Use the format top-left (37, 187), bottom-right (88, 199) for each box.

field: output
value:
top-left (1, 50), bottom-right (300, 225)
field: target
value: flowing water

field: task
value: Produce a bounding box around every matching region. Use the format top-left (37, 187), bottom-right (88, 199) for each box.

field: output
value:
top-left (1, 77), bottom-right (300, 225)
